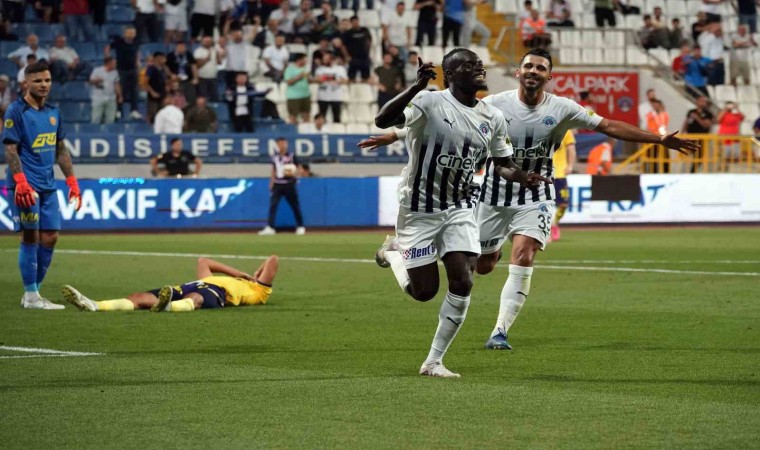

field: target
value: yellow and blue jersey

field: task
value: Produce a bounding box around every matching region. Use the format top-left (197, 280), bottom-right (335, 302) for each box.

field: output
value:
top-left (201, 276), bottom-right (272, 306)
top-left (2, 98), bottom-right (64, 192)
top-left (553, 131), bottom-right (575, 179)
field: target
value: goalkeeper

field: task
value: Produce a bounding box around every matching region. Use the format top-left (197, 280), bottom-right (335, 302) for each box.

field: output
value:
top-left (62, 256), bottom-right (279, 312)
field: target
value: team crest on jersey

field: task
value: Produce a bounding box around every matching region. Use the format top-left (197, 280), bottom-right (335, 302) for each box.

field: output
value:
top-left (478, 122), bottom-right (490, 136)
top-left (538, 203), bottom-right (550, 213)
top-left (618, 96), bottom-right (634, 113)
top-left (49, 116), bottom-right (56, 126)
top-left (586, 109), bottom-right (596, 116)
top-left (4, 119), bottom-right (12, 128)
top-left (542, 116), bottom-right (557, 127)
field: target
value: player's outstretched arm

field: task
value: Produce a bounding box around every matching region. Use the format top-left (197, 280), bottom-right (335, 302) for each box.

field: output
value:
top-left (56, 140), bottom-right (82, 211)
top-left (196, 257), bottom-right (251, 279)
top-left (596, 118), bottom-right (700, 155)
top-left (357, 128), bottom-right (407, 150)
top-left (374, 57), bottom-right (436, 129)
top-left (492, 157), bottom-right (551, 186)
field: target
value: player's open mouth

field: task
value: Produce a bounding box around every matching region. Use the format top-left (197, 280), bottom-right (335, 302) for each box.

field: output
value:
top-left (474, 73), bottom-right (486, 81)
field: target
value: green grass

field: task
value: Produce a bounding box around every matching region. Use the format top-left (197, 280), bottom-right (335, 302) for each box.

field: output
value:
top-left (0, 228), bottom-right (759, 449)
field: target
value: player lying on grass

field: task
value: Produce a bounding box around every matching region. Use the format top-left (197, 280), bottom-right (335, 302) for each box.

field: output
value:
top-left (62, 256), bottom-right (278, 312)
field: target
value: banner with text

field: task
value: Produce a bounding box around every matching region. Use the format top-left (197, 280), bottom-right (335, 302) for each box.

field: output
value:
top-left (549, 72), bottom-right (639, 125)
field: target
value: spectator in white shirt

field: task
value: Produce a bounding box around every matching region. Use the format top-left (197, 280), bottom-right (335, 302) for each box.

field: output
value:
top-left (193, 36), bottom-right (226, 101)
top-left (270, 0), bottom-right (297, 40)
top-left (8, 34), bottom-right (49, 68)
top-left (224, 27), bottom-right (253, 86)
top-left (314, 52), bottom-right (347, 123)
top-left (697, 23), bottom-right (726, 85)
top-left (263, 34), bottom-right (290, 82)
top-left (134, 0), bottom-right (163, 44)
top-left (701, 0), bottom-right (725, 23)
top-left (49, 34), bottom-right (92, 82)
top-left (730, 24), bottom-right (757, 86)
top-left (164, 0), bottom-right (189, 43)
top-left (154, 96), bottom-right (185, 134)
top-left (0, 75), bottom-right (14, 119)
top-left (17, 54), bottom-right (38, 88)
top-left (90, 57), bottom-right (123, 124)
top-left (381, 2), bottom-right (412, 62)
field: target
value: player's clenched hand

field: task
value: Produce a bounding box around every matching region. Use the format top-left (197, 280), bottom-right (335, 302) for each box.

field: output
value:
top-left (66, 176), bottom-right (82, 211)
top-left (12, 173), bottom-right (36, 208)
top-left (357, 133), bottom-right (399, 150)
top-left (515, 170), bottom-right (551, 187)
top-left (661, 131), bottom-right (701, 155)
top-left (414, 57), bottom-right (436, 89)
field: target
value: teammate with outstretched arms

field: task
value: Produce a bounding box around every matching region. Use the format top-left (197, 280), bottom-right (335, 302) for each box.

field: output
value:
top-left (362, 48), bottom-right (699, 351)
top-left (372, 49), bottom-right (547, 378)
top-left (2, 61), bottom-right (82, 310)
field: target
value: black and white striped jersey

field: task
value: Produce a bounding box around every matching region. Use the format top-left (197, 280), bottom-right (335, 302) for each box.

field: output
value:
top-left (480, 90), bottom-right (603, 207)
top-left (399, 90), bottom-right (513, 213)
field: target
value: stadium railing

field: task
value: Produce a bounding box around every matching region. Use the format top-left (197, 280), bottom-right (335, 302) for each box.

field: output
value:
top-left (614, 134), bottom-right (760, 174)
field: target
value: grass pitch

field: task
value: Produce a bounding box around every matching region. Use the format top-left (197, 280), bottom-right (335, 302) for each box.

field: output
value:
top-left (0, 228), bottom-right (758, 449)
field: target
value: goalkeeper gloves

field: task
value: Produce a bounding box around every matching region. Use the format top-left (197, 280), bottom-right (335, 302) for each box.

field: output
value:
top-left (66, 176), bottom-right (82, 211)
top-left (12, 173), bottom-right (36, 208)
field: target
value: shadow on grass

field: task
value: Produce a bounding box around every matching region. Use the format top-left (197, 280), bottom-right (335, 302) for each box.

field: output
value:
top-left (525, 374), bottom-right (760, 387)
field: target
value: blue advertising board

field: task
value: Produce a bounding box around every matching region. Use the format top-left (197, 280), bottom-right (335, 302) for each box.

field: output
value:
top-left (0, 177), bottom-right (379, 231)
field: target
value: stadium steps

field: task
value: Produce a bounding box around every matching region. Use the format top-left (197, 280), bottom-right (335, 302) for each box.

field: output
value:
top-left (476, 2), bottom-right (516, 65)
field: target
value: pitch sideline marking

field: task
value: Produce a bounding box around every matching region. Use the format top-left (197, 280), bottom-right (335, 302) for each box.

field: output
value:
top-left (27, 248), bottom-right (760, 278)
top-left (0, 345), bottom-right (102, 360)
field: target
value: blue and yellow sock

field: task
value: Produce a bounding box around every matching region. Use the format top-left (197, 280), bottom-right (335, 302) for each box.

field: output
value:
top-left (36, 245), bottom-right (54, 287)
top-left (19, 242), bottom-right (39, 293)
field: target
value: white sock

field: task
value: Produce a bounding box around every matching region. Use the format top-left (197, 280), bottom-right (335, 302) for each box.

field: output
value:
top-left (386, 251), bottom-right (410, 294)
top-left (24, 291), bottom-right (41, 302)
top-left (491, 264), bottom-right (533, 338)
top-left (426, 291), bottom-right (470, 364)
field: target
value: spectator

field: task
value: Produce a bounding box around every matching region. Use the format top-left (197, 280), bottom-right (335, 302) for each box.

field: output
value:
top-left (62, 0), bottom-right (96, 42)
top-left (106, 27), bottom-right (143, 120)
top-left (194, 36), bottom-right (225, 102)
top-left (717, 102), bottom-right (744, 159)
top-left (311, 37), bottom-right (332, 74)
top-left (737, 0), bottom-right (758, 34)
top-left (299, 112), bottom-right (326, 133)
top-left (18, 54), bottom-right (38, 87)
top-left (34, 0), bottom-right (56, 23)
top-left (374, 53), bottom-right (403, 108)
top-left (616, 0), bottom-right (640, 15)
top-left (518, 0), bottom-right (535, 21)
top-left (224, 27), bottom-right (253, 87)
top-left (638, 15), bottom-right (666, 49)
top-left (702, 0), bottom-right (724, 24)
top-left (638, 88), bottom-right (656, 127)
top-left (315, 2), bottom-right (340, 41)
top-left (164, 0), bottom-right (189, 43)
top-left (729, 24), bottom-right (756, 86)
top-left (683, 46), bottom-right (712, 98)
top-left (259, 137), bottom-right (305, 236)
top-left (254, 18), bottom-right (280, 49)
top-left (225, 72), bottom-right (265, 132)
top-left (293, 0), bottom-right (317, 43)
top-left (90, 57), bottom-right (122, 125)
top-left (403, 51), bottom-right (419, 86)
top-left (262, 0), bottom-right (282, 23)
top-left (586, 138), bottom-right (614, 175)
top-left (151, 138), bottom-right (202, 177)
top-left (0, 74), bottom-right (13, 119)
top-left (548, 7), bottom-right (575, 27)
top-left (443, 0), bottom-right (465, 47)
top-left (133, 0), bottom-right (162, 44)
top-left (270, 0), bottom-right (297, 39)
top-left (8, 34), bottom-right (49, 68)
top-left (167, 41), bottom-right (199, 106)
top-left (191, 0), bottom-right (218, 40)
top-left (0, 16), bottom-right (18, 41)
top-left (461, 0), bottom-right (491, 47)
top-left (546, 0), bottom-right (572, 24)
top-left (521, 9), bottom-right (551, 49)
top-left (263, 33), bottom-right (290, 82)
top-left (91, 0), bottom-right (107, 27)
top-left (652, 6), bottom-right (666, 29)
top-left (667, 18), bottom-right (687, 49)
top-left (341, 0), bottom-right (374, 10)
top-left (414, 0), bottom-right (441, 46)
top-left (154, 96), bottom-right (185, 134)
top-left (146, 52), bottom-right (169, 123)
top-left (692, 11), bottom-right (708, 43)
top-left (697, 23), bottom-right (725, 86)
top-left (342, 15), bottom-right (372, 82)
top-left (672, 43), bottom-right (691, 76)
top-left (594, 0), bottom-right (616, 28)
top-left (284, 53), bottom-right (312, 124)
top-left (682, 95), bottom-right (714, 173)
top-left (330, 37), bottom-right (351, 64)
top-left (184, 96), bottom-right (218, 132)
top-left (314, 52), bottom-right (347, 123)
top-left (753, 114), bottom-right (760, 139)
top-left (49, 34), bottom-right (93, 83)
top-left (645, 99), bottom-right (669, 136)
top-left (2, 0), bottom-right (24, 23)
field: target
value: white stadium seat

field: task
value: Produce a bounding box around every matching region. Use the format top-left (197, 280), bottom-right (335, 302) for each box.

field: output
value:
top-left (324, 123), bottom-right (347, 134)
top-left (737, 85), bottom-right (759, 103)
top-left (346, 103), bottom-right (374, 123)
top-left (335, 9), bottom-right (354, 20)
top-left (625, 46), bottom-right (649, 65)
top-left (604, 29), bottom-right (626, 48)
top-left (581, 30), bottom-right (604, 48)
top-left (740, 103), bottom-right (760, 122)
top-left (494, 0), bottom-right (519, 14)
top-left (604, 48), bottom-right (625, 65)
top-left (349, 83), bottom-right (376, 103)
top-left (470, 46), bottom-right (494, 66)
top-left (715, 85), bottom-right (737, 103)
top-left (581, 48), bottom-right (603, 65)
top-left (358, 10), bottom-right (380, 28)
top-left (559, 30), bottom-right (581, 47)
top-left (625, 15), bottom-right (642, 29)
top-left (421, 46), bottom-right (444, 64)
top-left (665, 0), bottom-right (687, 16)
top-left (648, 48), bottom-right (669, 64)
top-left (345, 123), bottom-right (370, 134)
top-left (559, 48), bottom-right (581, 65)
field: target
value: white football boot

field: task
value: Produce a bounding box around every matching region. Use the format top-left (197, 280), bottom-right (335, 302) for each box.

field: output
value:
top-left (61, 285), bottom-right (97, 311)
top-left (375, 235), bottom-right (399, 268)
top-left (419, 360), bottom-right (461, 378)
top-left (258, 226), bottom-right (276, 236)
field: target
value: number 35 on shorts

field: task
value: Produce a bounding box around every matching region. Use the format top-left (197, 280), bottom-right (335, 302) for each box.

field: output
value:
top-left (537, 203), bottom-right (553, 235)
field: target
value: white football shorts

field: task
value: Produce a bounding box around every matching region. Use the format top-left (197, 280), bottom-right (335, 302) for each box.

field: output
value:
top-left (476, 201), bottom-right (556, 254)
top-left (396, 206), bottom-right (480, 269)
top-left (165, 12), bottom-right (189, 31)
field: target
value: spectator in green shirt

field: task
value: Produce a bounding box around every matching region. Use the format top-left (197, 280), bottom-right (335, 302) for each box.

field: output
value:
top-left (284, 53), bottom-right (312, 124)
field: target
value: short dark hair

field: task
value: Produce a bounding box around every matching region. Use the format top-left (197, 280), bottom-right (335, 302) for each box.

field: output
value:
top-left (103, 56), bottom-right (114, 64)
top-left (408, 51), bottom-right (418, 57)
top-left (171, 138), bottom-right (182, 145)
top-left (643, 14), bottom-right (651, 20)
top-left (153, 51), bottom-right (165, 58)
top-left (292, 52), bottom-right (306, 61)
top-left (24, 61), bottom-right (49, 76)
top-left (314, 113), bottom-right (324, 120)
top-left (277, 136), bottom-right (287, 141)
top-left (350, 15), bottom-right (358, 20)
top-left (519, 48), bottom-right (553, 70)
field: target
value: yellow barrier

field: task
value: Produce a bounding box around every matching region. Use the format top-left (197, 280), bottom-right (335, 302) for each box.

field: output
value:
top-left (614, 134), bottom-right (760, 174)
